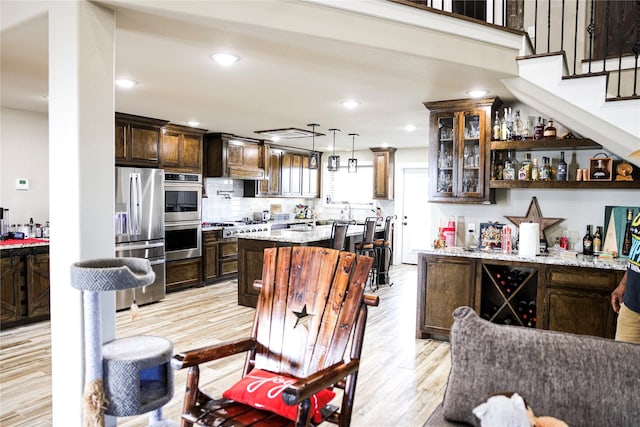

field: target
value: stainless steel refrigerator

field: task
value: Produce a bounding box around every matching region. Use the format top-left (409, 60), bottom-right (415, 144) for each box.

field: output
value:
top-left (114, 167), bottom-right (166, 310)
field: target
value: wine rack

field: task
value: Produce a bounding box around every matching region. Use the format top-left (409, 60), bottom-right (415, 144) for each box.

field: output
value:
top-left (480, 264), bottom-right (538, 328)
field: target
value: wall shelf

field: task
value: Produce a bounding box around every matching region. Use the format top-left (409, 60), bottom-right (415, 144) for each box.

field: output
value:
top-left (490, 179), bottom-right (640, 189)
top-left (490, 138), bottom-right (602, 151)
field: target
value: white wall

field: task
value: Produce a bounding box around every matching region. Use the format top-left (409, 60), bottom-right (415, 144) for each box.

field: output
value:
top-left (0, 107), bottom-right (49, 226)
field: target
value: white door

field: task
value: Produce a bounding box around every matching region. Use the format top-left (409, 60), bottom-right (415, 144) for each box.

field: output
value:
top-left (402, 168), bottom-right (430, 264)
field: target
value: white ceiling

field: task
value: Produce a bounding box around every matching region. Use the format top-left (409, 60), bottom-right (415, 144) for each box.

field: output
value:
top-left (0, 0), bottom-right (522, 152)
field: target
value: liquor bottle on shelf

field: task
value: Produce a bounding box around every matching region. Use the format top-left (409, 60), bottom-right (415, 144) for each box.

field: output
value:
top-left (531, 157), bottom-right (539, 181)
top-left (543, 118), bottom-right (557, 139)
top-left (522, 118), bottom-right (532, 139)
top-left (540, 156), bottom-right (552, 181)
top-left (518, 153), bottom-right (532, 181)
top-left (533, 116), bottom-right (544, 140)
top-left (493, 111), bottom-right (501, 141)
top-left (503, 151), bottom-right (516, 181)
top-left (593, 226), bottom-right (603, 255)
top-left (500, 108), bottom-right (509, 141)
top-left (582, 225), bottom-right (593, 256)
top-left (507, 107), bottom-right (514, 140)
top-left (622, 209), bottom-right (634, 256)
top-left (557, 151), bottom-right (568, 181)
top-left (514, 110), bottom-right (523, 140)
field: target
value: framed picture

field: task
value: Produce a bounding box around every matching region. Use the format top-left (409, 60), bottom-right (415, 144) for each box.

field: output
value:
top-left (309, 151), bottom-right (319, 170)
top-left (347, 158), bottom-right (358, 173)
top-left (328, 155), bottom-right (340, 171)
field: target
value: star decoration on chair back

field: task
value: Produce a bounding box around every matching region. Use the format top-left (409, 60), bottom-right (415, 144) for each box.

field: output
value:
top-left (505, 196), bottom-right (563, 242)
top-left (292, 304), bottom-right (313, 329)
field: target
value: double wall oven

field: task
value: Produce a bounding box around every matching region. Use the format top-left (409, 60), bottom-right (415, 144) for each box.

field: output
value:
top-left (164, 173), bottom-right (202, 261)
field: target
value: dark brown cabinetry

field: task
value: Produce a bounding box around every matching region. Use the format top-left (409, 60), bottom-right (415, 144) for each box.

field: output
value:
top-left (244, 146), bottom-right (321, 198)
top-left (115, 113), bottom-right (168, 167)
top-left (416, 255), bottom-right (476, 339)
top-left (203, 231), bottom-right (219, 283)
top-left (370, 147), bottom-right (396, 200)
top-left (166, 258), bottom-right (202, 293)
top-left (417, 252), bottom-right (623, 340)
top-left (161, 124), bottom-right (205, 174)
top-left (541, 265), bottom-right (621, 338)
top-left (424, 98), bottom-right (500, 204)
top-left (1, 247), bottom-right (50, 329)
top-left (204, 133), bottom-right (266, 179)
top-left (218, 239), bottom-right (239, 277)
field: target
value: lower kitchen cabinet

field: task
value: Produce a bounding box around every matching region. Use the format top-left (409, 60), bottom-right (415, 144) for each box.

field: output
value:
top-left (416, 255), bottom-right (476, 339)
top-left (541, 265), bottom-right (621, 339)
top-left (1, 247), bottom-right (50, 329)
top-left (218, 239), bottom-right (238, 277)
top-left (166, 257), bottom-right (202, 293)
top-left (417, 252), bottom-right (623, 340)
top-left (203, 231), bottom-right (219, 283)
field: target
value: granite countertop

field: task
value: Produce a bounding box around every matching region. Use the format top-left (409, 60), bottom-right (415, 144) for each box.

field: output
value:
top-left (416, 248), bottom-right (627, 271)
top-left (238, 224), bottom-right (366, 244)
top-left (0, 238), bottom-right (50, 250)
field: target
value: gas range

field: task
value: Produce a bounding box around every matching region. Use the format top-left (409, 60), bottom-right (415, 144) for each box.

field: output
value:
top-left (203, 220), bottom-right (271, 238)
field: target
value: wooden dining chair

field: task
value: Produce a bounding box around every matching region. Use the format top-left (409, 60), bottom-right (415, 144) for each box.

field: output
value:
top-left (354, 217), bottom-right (378, 290)
top-left (373, 216), bottom-right (394, 287)
top-left (172, 246), bottom-right (378, 427)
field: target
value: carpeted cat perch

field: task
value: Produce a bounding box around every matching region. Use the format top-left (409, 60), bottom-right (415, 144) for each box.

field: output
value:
top-left (71, 258), bottom-right (177, 427)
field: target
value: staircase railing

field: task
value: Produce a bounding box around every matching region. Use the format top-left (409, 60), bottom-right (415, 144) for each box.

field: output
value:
top-left (396, 0), bottom-right (640, 100)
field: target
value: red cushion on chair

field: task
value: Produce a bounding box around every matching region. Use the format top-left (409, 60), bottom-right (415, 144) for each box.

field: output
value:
top-left (222, 369), bottom-right (335, 423)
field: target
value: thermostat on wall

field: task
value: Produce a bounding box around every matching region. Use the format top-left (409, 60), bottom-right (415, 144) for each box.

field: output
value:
top-left (16, 178), bottom-right (29, 190)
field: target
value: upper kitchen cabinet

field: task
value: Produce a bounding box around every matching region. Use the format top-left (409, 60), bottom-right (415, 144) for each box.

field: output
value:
top-left (161, 124), bottom-right (206, 174)
top-left (424, 97), bottom-right (501, 204)
top-left (204, 133), bottom-right (266, 179)
top-left (370, 147), bottom-right (396, 200)
top-left (115, 113), bottom-right (168, 167)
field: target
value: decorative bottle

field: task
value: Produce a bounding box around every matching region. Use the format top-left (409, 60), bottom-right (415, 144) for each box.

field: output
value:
top-left (543, 118), bottom-right (557, 139)
top-left (493, 111), bottom-right (501, 141)
top-left (582, 225), bottom-right (593, 256)
top-left (557, 151), bottom-right (568, 181)
top-left (518, 153), bottom-right (532, 181)
top-left (592, 226), bottom-right (603, 255)
top-left (531, 157), bottom-right (539, 181)
top-left (514, 110), bottom-right (523, 140)
top-left (533, 116), bottom-right (544, 140)
top-left (622, 209), bottom-right (634, 256)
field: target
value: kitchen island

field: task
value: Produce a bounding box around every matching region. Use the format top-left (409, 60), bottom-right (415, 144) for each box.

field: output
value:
top-left (416, 248), bottom-right (626, 341)
top-left (236, 224), bottom-right (368, 307)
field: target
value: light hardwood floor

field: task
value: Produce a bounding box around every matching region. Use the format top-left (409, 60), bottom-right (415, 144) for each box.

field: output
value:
top-left (0, 264), bottom-right (451, 427)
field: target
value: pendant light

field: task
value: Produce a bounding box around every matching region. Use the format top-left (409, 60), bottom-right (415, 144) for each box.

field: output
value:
top-left (348, 133), bottom-right (358, 173)
top-left (307, 123), bottom-right (320, 170)
top-left (328, 128), bottom-right (340, 171)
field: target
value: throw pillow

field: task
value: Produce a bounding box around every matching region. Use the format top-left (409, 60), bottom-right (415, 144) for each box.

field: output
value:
top-left (222, 369), bottom-right (335, 423)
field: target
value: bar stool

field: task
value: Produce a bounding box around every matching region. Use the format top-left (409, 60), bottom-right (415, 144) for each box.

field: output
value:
top-left (330, 221), bottom-right (350, 251)
top-left (374, 215), bottom-right (394, 287)
top-left (354, 217), bottom-right (378, 290)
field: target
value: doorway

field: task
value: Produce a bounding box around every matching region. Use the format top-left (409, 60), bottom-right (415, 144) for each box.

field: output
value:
top-left (401, 168), bottom-right (429, 264)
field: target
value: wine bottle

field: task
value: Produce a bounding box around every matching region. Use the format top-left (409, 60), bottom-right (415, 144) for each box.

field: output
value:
top-left (557, 151), bottom-right (568, 181)
top-left (543, 118), bottom-right (557, 139)
top-left (622, 209), bottom-right (634, 256)
top-left (582, 225), bottom-right (593, 256)
top-left (593, 226), bottom-right (602, 255)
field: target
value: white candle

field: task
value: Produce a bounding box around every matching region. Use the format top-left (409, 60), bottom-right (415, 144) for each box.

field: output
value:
top-left (519, 223), bottom-right (539, 258)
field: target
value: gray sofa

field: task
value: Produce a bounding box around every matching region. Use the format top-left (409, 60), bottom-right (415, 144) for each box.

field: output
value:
top-left (425, 306), bottom-right (640, 427)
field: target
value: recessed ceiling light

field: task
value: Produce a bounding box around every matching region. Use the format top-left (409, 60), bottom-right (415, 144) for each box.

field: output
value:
top-left (270, 136), bottom-right (281, 142)
top-left (381, 142), bottom-right (389, 148)
top-left (404, 124), bottom-right (416, 132)
top-left (211, 53), bottom-right (240, 66)
top-left (188, 121), bottom-right (200, 127)
top-left (341, 100), bottom-right (360, 109)
top-left (467, 89), bottom-right (488, 98)
top-left (115, 79), bottom-right (137, 89)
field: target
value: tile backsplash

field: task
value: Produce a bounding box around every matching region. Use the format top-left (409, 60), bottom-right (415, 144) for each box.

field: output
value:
top-left (202, 178), bottom-right (317, 221)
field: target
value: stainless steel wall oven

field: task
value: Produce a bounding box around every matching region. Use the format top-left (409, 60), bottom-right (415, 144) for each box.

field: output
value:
top-left (165, 220), bottom-right (201, 261)
top-left (164, 173), bottom-right (201, 222)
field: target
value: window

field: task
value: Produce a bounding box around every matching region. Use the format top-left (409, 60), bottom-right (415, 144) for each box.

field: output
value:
top-left (324, 161), bottom-right (373, 206)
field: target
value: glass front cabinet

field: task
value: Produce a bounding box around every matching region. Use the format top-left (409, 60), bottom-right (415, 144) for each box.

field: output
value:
top-left (424, 97), bottom-right (500, 204)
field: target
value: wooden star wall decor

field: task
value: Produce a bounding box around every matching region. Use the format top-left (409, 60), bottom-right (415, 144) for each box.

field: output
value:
top-left (505, 196), bottom-right (563, 242)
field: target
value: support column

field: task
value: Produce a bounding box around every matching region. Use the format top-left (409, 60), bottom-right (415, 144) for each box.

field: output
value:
top-left (49, 1), bottom-right (115, 425)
